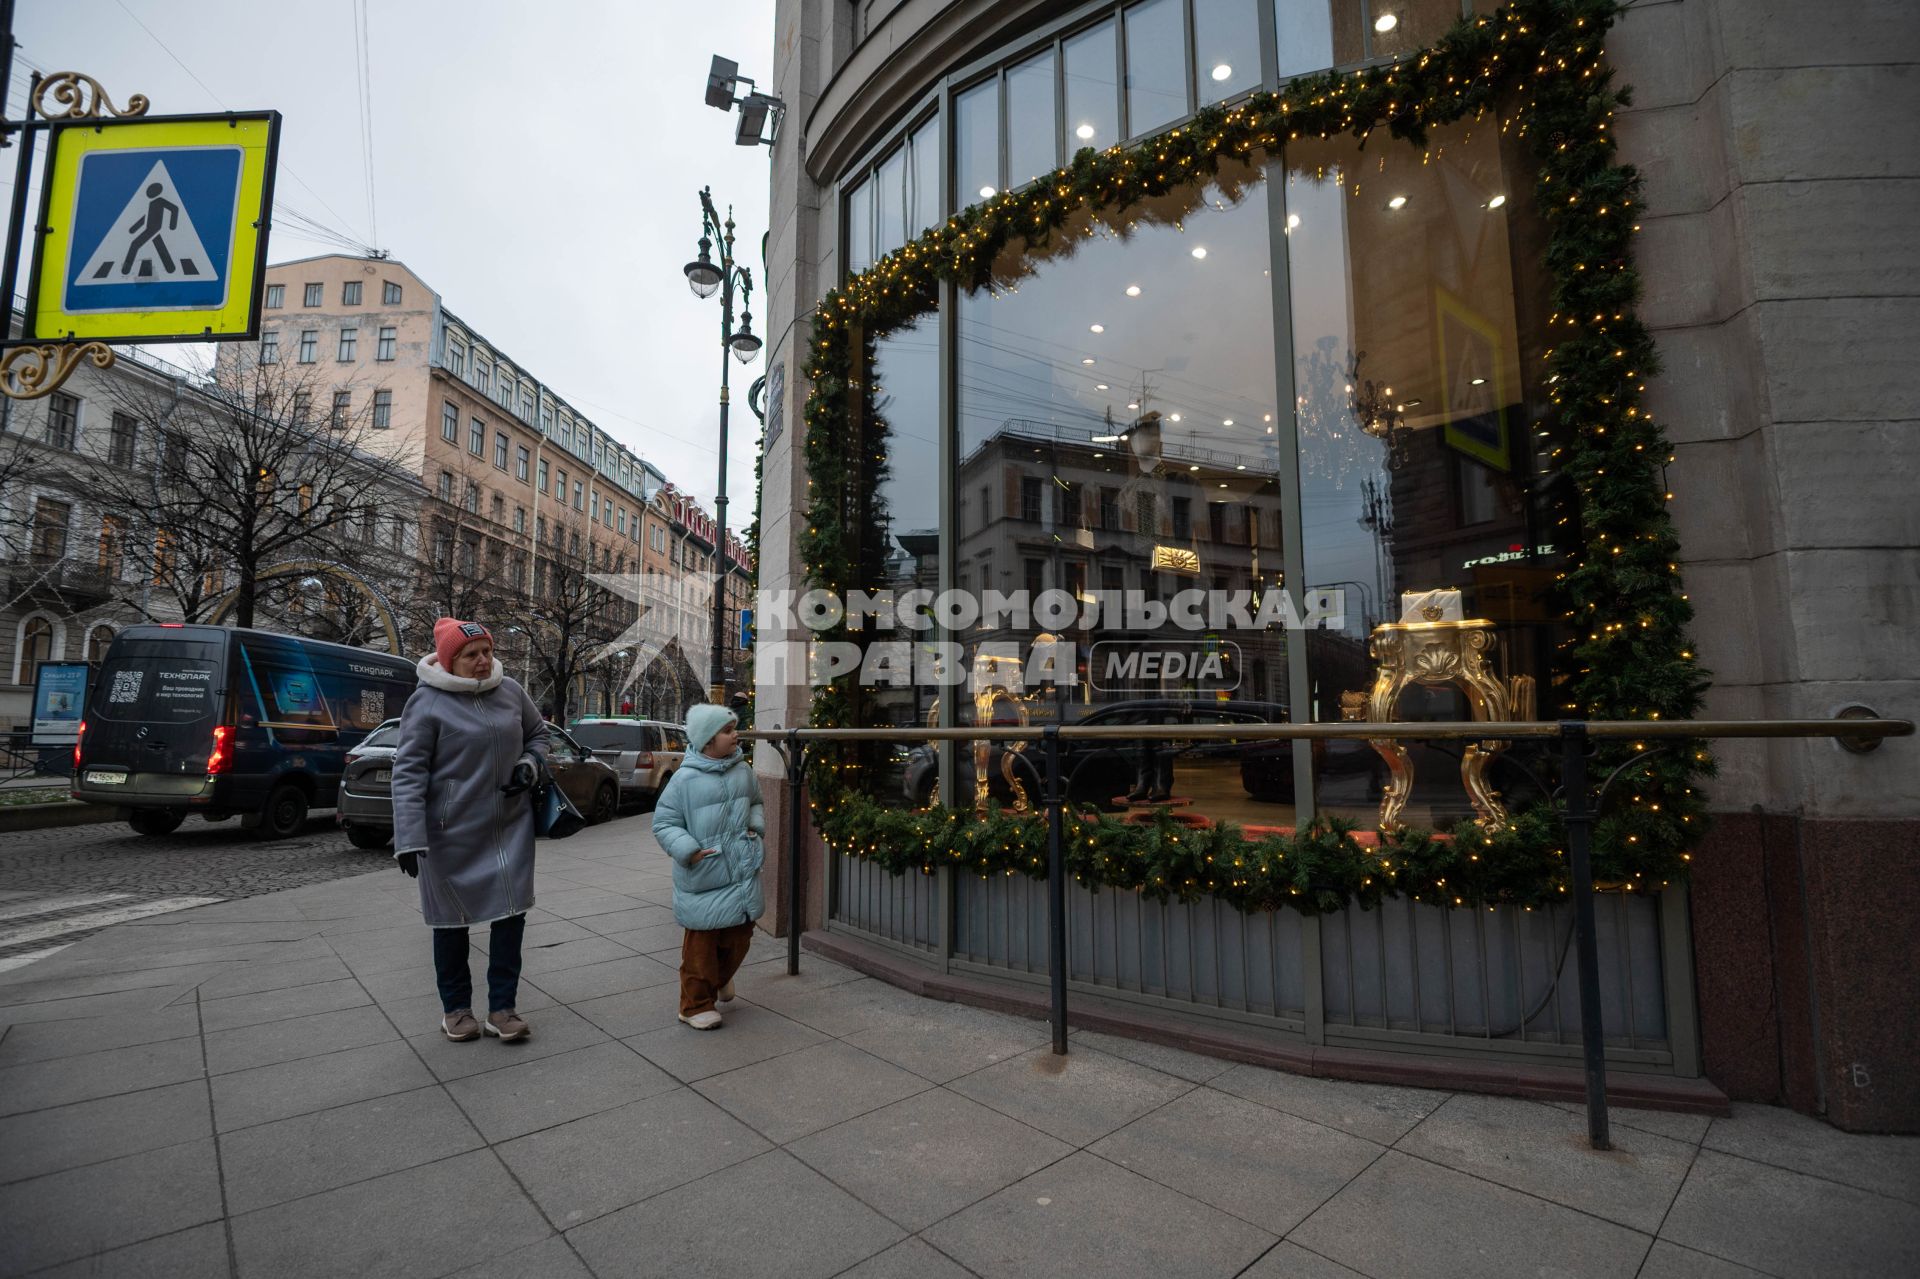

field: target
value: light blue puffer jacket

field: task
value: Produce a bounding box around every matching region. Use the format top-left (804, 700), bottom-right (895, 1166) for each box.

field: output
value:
top-left (651, 748), bottom-right (766, 931)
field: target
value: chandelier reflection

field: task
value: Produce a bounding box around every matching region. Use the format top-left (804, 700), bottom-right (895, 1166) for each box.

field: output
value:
top-left (1346, 351), bottom-right (1409, 470)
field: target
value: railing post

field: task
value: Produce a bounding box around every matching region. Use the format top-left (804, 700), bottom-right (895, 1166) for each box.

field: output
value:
top-left (1560, 720), bottom-right (1611, 1150)
top-left (1043, 724), bottom-right (1068, 1055)
top-left (785, 728), bottom-right (805, 977)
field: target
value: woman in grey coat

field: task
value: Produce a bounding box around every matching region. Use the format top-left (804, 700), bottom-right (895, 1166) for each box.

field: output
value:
top-left (391, 618), bottom-right (549, 1043)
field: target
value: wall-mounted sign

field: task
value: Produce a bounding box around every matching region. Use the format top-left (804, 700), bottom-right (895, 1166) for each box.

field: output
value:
top-left (26, 112), bottom-right (281, 344)
top-left (1151, 544), bottom-right (1200, 574)
top-left (31, 661), bottom-right (90, 747)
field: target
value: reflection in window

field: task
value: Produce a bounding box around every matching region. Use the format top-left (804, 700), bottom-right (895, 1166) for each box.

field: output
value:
top-left (1284, 113), bottom-right (1566, 827)
top-left (1064, 19), bottom-right (1119, 155)
top-left (1006, 49), bottom-right (1058, 187)
top-left (875, 147), bottom-right (907, 259)
top-left (846, 174), bottom-right (873, 276)
top-left (1194, 0), bottom-right (1262, 103)
top-left (954, 78), bottom-right (1000, 205)
top-left (955, 157), bottom-right (1291, 822)
top-left (1124, 0), bottom-right (1188, 138)
top-left (907, 119), bottom-right (940, 239)
top-left (1273, 1), bottom-right (1468, 80)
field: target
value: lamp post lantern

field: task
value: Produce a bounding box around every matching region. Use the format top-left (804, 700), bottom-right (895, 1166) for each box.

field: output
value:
top-left (683, 185), bottom-right (760, 703)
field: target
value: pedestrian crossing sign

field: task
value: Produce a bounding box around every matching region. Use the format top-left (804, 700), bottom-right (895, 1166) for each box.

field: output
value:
top-left (25, 112), bottom-right (280, 343)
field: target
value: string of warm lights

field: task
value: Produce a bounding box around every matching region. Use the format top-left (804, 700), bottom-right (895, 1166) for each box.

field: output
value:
top-left (794, 0), bottom-right (1708, 914)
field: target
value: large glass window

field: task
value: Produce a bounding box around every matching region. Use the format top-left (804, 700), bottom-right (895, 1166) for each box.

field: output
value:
top-left (954, 78), bottom-right (1000, 204)
top-left (1006, 49), bottom-right (1058, 188)
top-left (875, 146), bottom-right (907, 259)
top-left (1194, 0), bottom-right (1262, 103)
top-left (1284, 115), bottom-right (1565, 827)
top-left (907, 118), bottom-right (940, 240)
top-left (1124, 0), bottom-right (1189, 138)
top-left (1064, 19), bottom-right (1119, 155)
top-left (954, 157), bottom-right (1291, 823)
top-left (846, 175), bottom-right (873, 276)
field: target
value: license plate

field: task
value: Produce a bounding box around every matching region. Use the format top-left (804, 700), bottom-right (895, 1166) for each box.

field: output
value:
top-left (86, 769), bottom-right (128, 785)
top-left (372, 768), bottom-right (390, 783)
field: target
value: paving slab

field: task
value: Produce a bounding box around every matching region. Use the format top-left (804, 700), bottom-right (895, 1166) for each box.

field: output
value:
top-left (830, 1236), bottom-right (977, 1279)
top-left (0, 1004), bottom-right (198, 1067)
top-left (1546, 1098), bottom-right (1713, 1145)
top-left (568, 985), bottom-right (689, 1039)
top-left (565, 1148), bottom-right (904, 1279)
top-left (1090, 1085), bottom-right (1380, 1234)
top-left (1702, 1102), bottom-right (1920, 1206)
top-left (1636, 1239), bottom-right (1772, 1278)
top-left (1210, 1062), bottom-right (1448, 1145)
top-left (0, 983), bottom-right (205, 1031)
top-left (788, 1086), bottom-right (1073, 1231)
top-left (1659, 1148), bottom-right (1920, 1278)
top-left (948, 1045), bottom-right (1194, 1147)
top-left (203, 1002), bottom-right (397, 1075)
top-left (517, 935), bottom-right (643, 975)
top-left (229, 1148), bottom-right (551, 1279)
top-left (626, 999), bottom-right (828, 1083)
top-left (497, 1085), bottom-right (771, 1226)
top-left (445, 1040), bottom-right (679, 1142)
top-left (572, 905), bottom-right (677, 937)
top-left (0, 1034), bottom-right (205, 1117)
top-left (218, 1084), bottom-right (483, 1215)
top-left (405, 1003), bottom-right (613, 1083)
top-left (597, 922), bottom-right (686, 955)
top-left (841, 1001), bottom-right (1051, 1084)
top-left (923, 1149), bottom-right (1275, 1278)
top-left (26, 1221), bottom-right (232, 1279)
top-left (1071, 1028), bottom-right (1241, 1083)
top-left (694, 1040), bottom-right (930, 1145)
top-left (1397, 1092), bottom-right (1698, 1233)
top-left (445, 1234), bottom-right (592, 1279)
top-left (0, 1079), bottom-right (210, 1184)
top-left (523, 953), bottom-right (680, 1003)
top-left (211, 1039), bottom-right (433, 1133)
top-left (1238, 1241), bottom-right (1371, 1277)
top-left (733, 975), bottom-right (930, 1039)
top-left (197, 976), bottom-right (373, 1033)
top-left (0, 1138), bottom-right (223, 1275)
top-left (1288, 1150), bottom-right (1650, 1279)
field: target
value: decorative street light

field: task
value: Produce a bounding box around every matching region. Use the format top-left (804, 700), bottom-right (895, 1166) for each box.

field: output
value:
top-left (682, 185), bottom-right (759, 703)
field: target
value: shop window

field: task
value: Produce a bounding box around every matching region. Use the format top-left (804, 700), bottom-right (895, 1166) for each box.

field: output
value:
top-left (1064, 19), bottom-right (1119, 154)
top-left (1124, 0), bottom-right (1188, 138)
top-left (845, 174), bottom-right (872, 276)
top-left (1006, 48), bottom-right (1057, 187)
top-left (1194, 0), bottom-right (1261, 103)
top-left (954, 77), bottom-right (1000, 205)
top-left (16, 617), bottom-right (54, 685)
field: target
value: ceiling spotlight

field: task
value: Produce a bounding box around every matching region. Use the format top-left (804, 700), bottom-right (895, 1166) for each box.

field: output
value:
top-left (1263, 413), bottom-right (1273, 422)
top-left (1470, 377), bottom-right (1486, 386)
top-left (1487, 194), bottom-right (1507, 209)
top-left (1286, 213), bottom-right (1301, 231)
top-left (1236, 464), bottom-right (1247, 470)
top-left (1190, 246), bottom-right (1208, 259)
top-left (1125, 285), bottom-right (1141, 297)
top-left (1092, 452), bottom-right (1103, 458)
top-left (1127, 401), bottom-right (1140, 410)
top-left (1076, 123), bottom-right (1096, 140)
top-left (1375, 14), bottom-right (1399, 34)
top-left (1387, 194), bottom-right (1408, 210)
top-left (1219, 483), bottom-right (1228, 488)
top-left (1402, 399), bottom-right (1422, 408)
top-left (1211, 63), bottom-right (1233, 82)
top-left (979, 185), bottom-right (997, 199)
top-left (1189, 465), bottom-right (1200, 472)
top-left (1082, 357), bottom-right (1096, 365)
top-left (1090, 323), bottom-right (1105, 333)
top-left (1222, 418), bottom-right (1233, 426)
top-left (1169, 413), bottom-right (1182, 422)
top-left (1096, 383), bottom-right (1108, 390)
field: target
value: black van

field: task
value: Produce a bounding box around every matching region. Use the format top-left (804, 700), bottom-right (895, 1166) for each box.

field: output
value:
top-left (71, 624), bottom-right (417, 839)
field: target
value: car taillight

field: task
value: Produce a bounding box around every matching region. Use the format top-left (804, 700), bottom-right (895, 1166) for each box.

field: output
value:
top-left (207, 725), bottom-right (233, 775)
top-left (635, 751), bottom-right (653, 769)
top-left (344, 752), bottom-right (362, 766)
top-left (73, 720), bottom-right (87, 771)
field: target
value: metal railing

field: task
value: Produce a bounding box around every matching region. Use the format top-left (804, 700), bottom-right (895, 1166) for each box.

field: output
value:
top-left (747, 714), bottom-right (1912, 1150)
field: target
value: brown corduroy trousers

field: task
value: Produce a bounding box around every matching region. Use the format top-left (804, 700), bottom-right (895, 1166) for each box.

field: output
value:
top-left (679, 922), bottom-right (754, 1016)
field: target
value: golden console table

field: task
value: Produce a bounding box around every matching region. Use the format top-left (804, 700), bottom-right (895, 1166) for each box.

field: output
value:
top-left (1363, 617), bottom-right (1535, 833)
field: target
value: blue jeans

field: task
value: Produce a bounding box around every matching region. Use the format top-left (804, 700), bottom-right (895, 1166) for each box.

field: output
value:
top-left (432, 914), bottom-right (526, 1014)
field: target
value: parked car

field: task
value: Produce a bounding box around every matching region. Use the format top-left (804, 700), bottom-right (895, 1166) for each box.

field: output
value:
top-left (566, 717), bottom-right (686, 808)
top-left (71, 625), bottom-right (415, 839)
top-left (902, 698), bottom-right (1301, 810)
top-left (337, 718), bottom-right (402, 849)
top-left (333, 721), bottom-right (622, 848)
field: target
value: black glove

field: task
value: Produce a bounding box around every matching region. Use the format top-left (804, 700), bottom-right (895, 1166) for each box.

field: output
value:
top-left (396, 850), bottom-right (421, 878)
top-left (501, 759), bottom-right (537, 797)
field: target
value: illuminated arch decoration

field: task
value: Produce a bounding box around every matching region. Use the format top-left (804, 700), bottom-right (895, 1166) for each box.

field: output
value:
top-left (796, 0), bottom-right (1710, 913)
top-left (205, 560), bottom-right (405, 655)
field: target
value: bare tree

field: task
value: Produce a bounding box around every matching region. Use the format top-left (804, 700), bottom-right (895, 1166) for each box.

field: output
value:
top-left (94, 357), bottom-right (409, 627)
top-left (502, 547), bottom-right (627, 724)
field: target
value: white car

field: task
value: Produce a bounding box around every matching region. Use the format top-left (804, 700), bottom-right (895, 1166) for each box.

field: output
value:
top-left (567, 718), bottom-right (686, 808)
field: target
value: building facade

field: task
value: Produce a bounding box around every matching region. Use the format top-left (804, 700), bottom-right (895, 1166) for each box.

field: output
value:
top-left (757, 0), bottom-right (1918, 1128)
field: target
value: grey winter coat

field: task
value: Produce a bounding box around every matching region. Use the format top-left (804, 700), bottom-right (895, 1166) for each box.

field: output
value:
top-left (651, 748), bottom-right (766, 932)
top-left (391, 655), bottom-right (549, 928)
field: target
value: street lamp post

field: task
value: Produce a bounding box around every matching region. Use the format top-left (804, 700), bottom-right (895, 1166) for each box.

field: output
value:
top-left (682, 185), bottom-right (762, 704)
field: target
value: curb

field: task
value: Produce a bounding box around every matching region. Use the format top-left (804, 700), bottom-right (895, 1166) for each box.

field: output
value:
top-left (0, 800), bottom-right (122, 833)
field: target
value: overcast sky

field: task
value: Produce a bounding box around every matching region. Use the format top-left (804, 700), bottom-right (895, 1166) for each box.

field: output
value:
top-left (12, 0), bottom-right (777, 534)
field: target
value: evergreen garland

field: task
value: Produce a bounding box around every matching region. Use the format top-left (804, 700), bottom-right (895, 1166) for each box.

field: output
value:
top-left (794, 0), bottom-right (1710, 914)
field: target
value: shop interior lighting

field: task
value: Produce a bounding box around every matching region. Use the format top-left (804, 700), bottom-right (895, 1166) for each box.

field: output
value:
top-left (1082, 357), bottom-right (1096, 364)
top-left (1375, 13), bottom-right (1399, 34)
top-left (1076, 123), bottom-right (1096, 139)
top-left (1170, 413), bottom-right (1182, 421)
top-left (1090, 323), bottom-right (1105, 333)
top-left (1096, 383), bottom-right (1109, 390)
top-left (1125, 285), bottom-right (1142, 296)
top-left (1190, 246), bottom-right (1208, 259)
top-left (1470, 377), bottom-right (1487, 385)
top-left (1387, 194), bottom-right (1409, 209)
top-left (1487, 194), bottom-right (1507, 209)
top-left (1211, 63), bottom-right (1233, 82)
top-left (979, 185), bottom-right (997, 198)
top-left (1286, 213), bottom-right (1301, 230)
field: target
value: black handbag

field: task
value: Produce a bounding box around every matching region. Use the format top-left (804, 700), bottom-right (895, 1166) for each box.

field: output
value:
top-left (534, 775), bottom-right (586, 840)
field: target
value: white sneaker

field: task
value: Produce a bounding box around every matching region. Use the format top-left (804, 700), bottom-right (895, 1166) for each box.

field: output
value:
top-left (679, 1010), bottom-right (723, 1030)
top-left (717, 980), bottom-right (736, 1003)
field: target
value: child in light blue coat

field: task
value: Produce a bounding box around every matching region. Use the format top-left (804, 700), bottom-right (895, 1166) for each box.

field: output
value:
top-left (651, 703), bottom-right (765, 1029)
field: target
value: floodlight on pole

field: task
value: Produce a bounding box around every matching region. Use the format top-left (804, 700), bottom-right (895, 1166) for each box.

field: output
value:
top-left (702, 54), bottom-right (784, 148)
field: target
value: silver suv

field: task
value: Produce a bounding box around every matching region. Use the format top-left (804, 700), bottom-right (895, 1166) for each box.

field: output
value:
top-left (567, 718), bottom-right (685, 808)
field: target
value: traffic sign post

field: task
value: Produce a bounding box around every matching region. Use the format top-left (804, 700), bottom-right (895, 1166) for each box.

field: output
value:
top-left (25, 112), bottom-right (280, 344)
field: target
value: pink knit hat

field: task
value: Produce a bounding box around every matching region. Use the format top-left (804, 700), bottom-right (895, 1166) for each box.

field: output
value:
top-left (434, 618), bottom-right (491, 670)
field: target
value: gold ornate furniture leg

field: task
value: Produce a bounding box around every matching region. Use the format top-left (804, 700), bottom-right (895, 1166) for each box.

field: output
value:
top-left (1457, 636), bottom-right (1513, 830)
top-left (1367, 665), bottom-right (1416, 834)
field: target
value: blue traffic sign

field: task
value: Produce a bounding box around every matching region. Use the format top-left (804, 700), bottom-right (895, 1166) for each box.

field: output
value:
top-left (63, 145), bottom-right (243, 314)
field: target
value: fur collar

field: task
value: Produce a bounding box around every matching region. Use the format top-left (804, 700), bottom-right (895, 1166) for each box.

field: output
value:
top-left (416, 654), bottom-right (505, 693)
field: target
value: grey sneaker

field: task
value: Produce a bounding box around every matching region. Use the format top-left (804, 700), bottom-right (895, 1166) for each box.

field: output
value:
top-left (442, 1009), bottom-right (480, 1042)
top-left (485, 1009), bottom-right (530, 1042)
